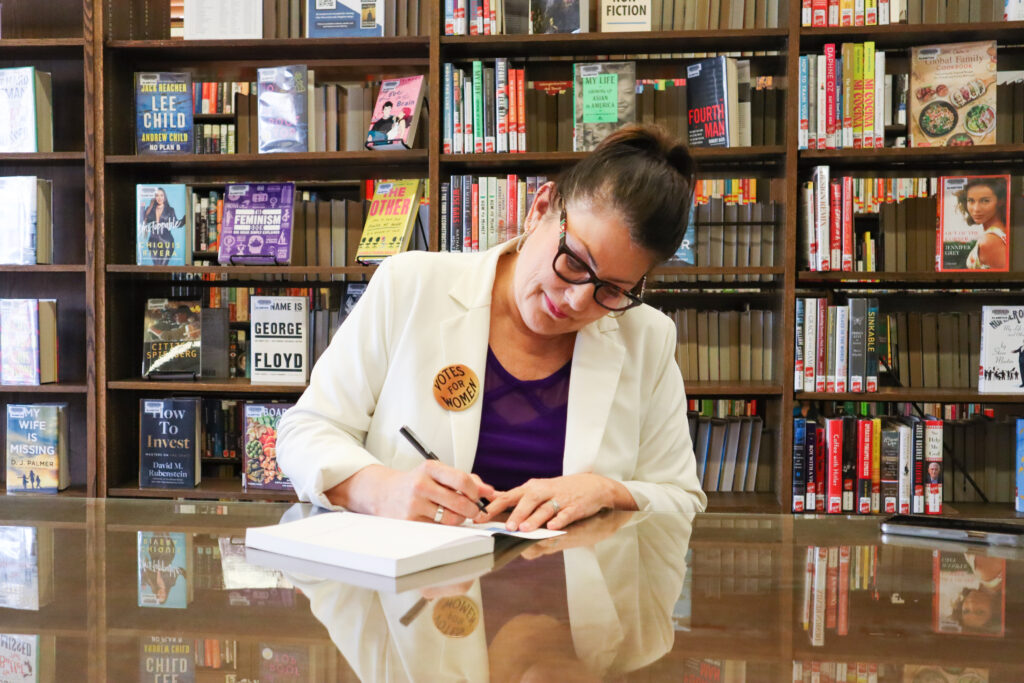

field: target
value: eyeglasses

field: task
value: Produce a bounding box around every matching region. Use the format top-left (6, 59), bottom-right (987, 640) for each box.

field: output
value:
top-left (552, 207), bottom-right (645, 312)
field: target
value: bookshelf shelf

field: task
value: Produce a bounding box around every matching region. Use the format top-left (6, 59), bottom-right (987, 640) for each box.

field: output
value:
top-left (108, 379), bottom-right (307, 394)
top-left (794, 389), bottom-right (1024, 403)
top-left (798, 144), bottom-right (1024, 168)
top-left (108, 478), bottom-right (299, 502)
top-left (105, 150), bottom-right (428, 172)
top-left (799, 20), bottom-right (1024, 48)
top-left (0, 265), bottom-right (87, 273)
top-left (0, 383), bottom-right (89, 394)
top-left (107, 264), bottom-right (376, 278)
top-left (685, 381), bottom-right (783, 396)
top-left (704, 492), bottom-right (781, 512)
top-left (105, 37), bottom-right (430, 61)
top-left (440, 146), bottom-right (786, 170)
top-left (0, 152), bottom-right (86, 163)
top-left (654, 266), bottom-right (784, 277)
top-left (798, 271), bottom-right (1024, 286)
top-left (0, 37), bottom-right (85, 56)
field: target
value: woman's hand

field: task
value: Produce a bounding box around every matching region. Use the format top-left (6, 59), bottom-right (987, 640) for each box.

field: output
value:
top-left (519, 510), bottom-right (632, 560)
top-left (475, 473), bottom-right (637, 532)
top-left (326, 463), bottom-right (496, 526)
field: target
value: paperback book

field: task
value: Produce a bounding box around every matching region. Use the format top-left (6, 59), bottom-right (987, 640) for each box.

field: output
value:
top-left (141, 299), bottom-right (201, 378)
top-left (0, 299), bottom-right (58, 385)
top-left (243, 403), bottom-right (295, 491)
top-left (936, 175), bottom-right (1010, 272)
top-left (686, 56), bottom-right (739, 147)
top-left (184, 0), bottom-right (261, 39)
top-left (5, 404), bottom-right (69, 494)
top-left (137, 531), bottom-right (193, 608)
top-left (139, 398), bottom-right (202, 489)
top-left (135, 72), bottom-right (194, 154)
top-left (217, 182), bottom-right (296, 265)
top-left (0, 525), bottom-right (54, 611)
top-left (355, 179), bottom-right (424, 264)
top-left (0, 634), bottom-right (55, 683)
top-left (910, 41), bottom-right (997, 148)
top-left (250, 296), bottom-right (308, 384)
top-left (257, 65), bottom-right (308, 153)
top-left (136, 184), bottom-right (190, 266)
top-left (138, 636), bottom-right (195, 682)
top-left (572, 61), bottom-right (635, 152)
top-left (0, 176), bottom-right (52, 265)
top-left (599, 0), bottom-right (651, 31)
top-left (258, 643), bottom-right (309, 682)
top-left (978, 305), bottom-right (1024, 393)
top-left (0, 66), bottom-right (53, 153)
top-left (531, 0), bottom-right (588, 33)
top-left (365, 75), bottom-right (426, 150)
top-left (932, 550), bottom-right (1004, 636)
top-left (306, 0), bottom-right (384, 37)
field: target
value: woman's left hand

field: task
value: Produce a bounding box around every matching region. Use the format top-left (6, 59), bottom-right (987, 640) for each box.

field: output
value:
top-left (475, 473), bottom-right (637, 532)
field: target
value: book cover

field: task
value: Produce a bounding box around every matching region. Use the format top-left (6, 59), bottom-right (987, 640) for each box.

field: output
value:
top-left (250, 296), bottom-right (308, 384)
top-left (936, 175), bottom-right (1010, 271)
top-left (0, 299), bottom-right (57, 385)
top-left (243, 403), bottom-right (295, 491)
top-left (686, 57), bottom-right (737, 147)
top-left (365, 75), bottom-right (426, 150)
top-left (531, 0), bottom-right (588, 32)
top-left (258, 643), bottom-right (309, 682)
top-left (6, 404), bottom-right (68, 494)
top-left (0, 633), bottom-right (55, 683)
top-left (139, 397), bottom-right (200, 490)
top-left (932, 550), bottom-right (1005, 636)
top-left (910, 41), bottom-right (997, 147)
top-left (307, 0), bottom-right (384, 38)
top-left (135, 72), bottom-right (193, 155)
top-left (600, 0), bottom-right (651, 31)
top-left (136, 184), bottom-right (190, 266)
top-left (137, 531), bottom-right (193, 608)
top-left (0, 66), bottom-right (52, 153)
top-left (142, 299), bottom-right (201, 378)
top-left (184, 0), bottom-right (261, 38)
top-left (355, 179), bottom-right (424, 264)
top-left (257, 65), bottom-right (308, 153)
top-left (0, 177), bottom-right (52, 265)
top-left (217, 182), bottom-right (296, 265)
top-left (138, 636), bottom-right (195, 682)
top-left (0, 525), bottom-right (54, 611)
top-left (572, 61), bottom-right (635, 152)
top-left (978, 305), bottom-right (1024, 393)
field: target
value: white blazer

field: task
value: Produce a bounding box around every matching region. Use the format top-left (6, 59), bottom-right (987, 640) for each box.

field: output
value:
top-left (276, 241), bottom-right (707, 513)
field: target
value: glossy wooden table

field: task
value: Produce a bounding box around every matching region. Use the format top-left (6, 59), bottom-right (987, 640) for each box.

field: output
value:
top-left (1, 497), bottom-right (1022, 681)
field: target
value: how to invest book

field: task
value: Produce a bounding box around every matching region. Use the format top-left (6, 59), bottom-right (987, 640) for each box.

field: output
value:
top-left (910, 41), bottom-right (997, 148)
top-left (137, 531), bottom-right (193, 608)
top-left (243, 403), bottom-right (295, 491)
top-left (936, 175), bottom-right (1010, 272)
top-left (0, 176), bottom-right (53, 265)
top-left (257, 65), bottom-right (308, 153)
top-left (978, 305), bottom-right (1024, 393)
top-left (250, 296), bottom-right (308, 384)
top-left (355, 179), bottom-right (424, 264)
top-left (365, 75), bottom-right (426, 150)
top-left (135, 72), bottom-right (193, 154)
top-left (139, 398), bottom-right (201, 489)
top-left (141, 299), bottom-right (201, 378)
top-left (6, 404), bottom-right (69, 494)
top-left (306, 0), bottom-right (384, 37)
top-left (136, 184), bottom-right (190, 266)
top-left (572, 61), bottom-right (635, 152)
top-left (217, 182), bottom-right (295, 264)
top-left (0, 66), bottom-right (53, 153)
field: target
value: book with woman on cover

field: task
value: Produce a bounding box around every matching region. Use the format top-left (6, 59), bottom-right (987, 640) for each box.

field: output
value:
top-left (136, 184), bottom-right (190, 266)
top-left (936, 175), bottom-right (1009, 271)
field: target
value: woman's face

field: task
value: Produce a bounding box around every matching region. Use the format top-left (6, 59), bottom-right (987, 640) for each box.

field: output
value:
top-left (966, 185), bottom-right (999, 226)
top-left (513, 184), bottom-right (654, 339)
top-left (154, 189), bottom-right (166, 205)
top-left (961, 589), bottom-right (994, 630)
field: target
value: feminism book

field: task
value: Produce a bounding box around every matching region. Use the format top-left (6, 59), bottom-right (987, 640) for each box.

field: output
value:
top-left (139, 398), bottom-right (201, 489)
top-left (142, 299), bottom-right (201, 378)
top-left (910, 41), bottom-right (997, 148)
top-left (355, 179), bottom-right (424, 264)
top-left (135, 72), bottom-right (193, 154)
top-left (243, 403), bottom-right (295, 491)
top-left (572, 61), bottom-right (635, 152)
top-left (217, 182), bottom-right (295, 264)
top-left (137, 531), bottom-right (193, 608)
top-left (136, 184), bottom-right (190, 266)
top-left (306, 0), bottom-right (384, 37)
top-left (6, 404), bottom-right (68, 494)
top-left (257, 65), bottom-right (308, 153)
top-left (978, 305), bottom-right (1024, 393)
top-left (365, 75), bottom-right (426, 150)
top-left (936, 175), bottom-right (1009, 272)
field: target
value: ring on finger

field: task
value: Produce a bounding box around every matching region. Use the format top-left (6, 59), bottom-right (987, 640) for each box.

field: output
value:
top-left (434, 504), bottom-right (445, 523)
top-left (549, 499), bottom-right (561, 514)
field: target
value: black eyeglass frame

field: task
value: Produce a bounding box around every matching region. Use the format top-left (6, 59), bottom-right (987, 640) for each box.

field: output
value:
top-left (552, 207), bottom-right (646, 312)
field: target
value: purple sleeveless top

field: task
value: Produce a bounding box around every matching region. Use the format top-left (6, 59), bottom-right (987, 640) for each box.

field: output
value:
top-left (472, 347), bottom-right (571, 492)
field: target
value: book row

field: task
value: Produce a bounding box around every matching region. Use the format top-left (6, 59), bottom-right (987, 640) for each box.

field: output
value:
top-left (438, 174), bottom-right (543, 253)
top-left (795, 298), bottom-right (881, 394)
top-left (687, 198), bottom-right (780, 280)
top-left (791, 412), bottom-right (944, 514)
top-left (0, 67), bottom-right (52, 154)
top-left (673, 308), bottom-right (776, 383)
top-left (802, 0), bottom-right (1016, 25)
top-left (689, 413), bottom-right (766, 493)
top-left (938, 414), bottom-right (1021, 505)
top-left (0, 300), bottom-right (58, 386)
top-left (0, 177), bottom-right (52, 266)
top-left (799, 545), bottom-right (878, 647)
top-left (687, 397), bottom-right (761, 418)
top-left (691, 543), bottom-right (773, 597)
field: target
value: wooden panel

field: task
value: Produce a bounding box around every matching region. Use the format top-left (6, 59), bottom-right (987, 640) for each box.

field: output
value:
top-left (0, 0), bottom-right (83, 38)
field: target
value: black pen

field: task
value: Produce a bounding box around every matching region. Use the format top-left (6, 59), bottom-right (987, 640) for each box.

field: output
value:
top-left (400, 425), bottom-right (490, 512)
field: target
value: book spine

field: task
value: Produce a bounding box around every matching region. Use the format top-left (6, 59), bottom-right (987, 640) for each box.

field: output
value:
top-left (471, 178), bottom-right (480, 251)
top-left (871, 417), bottom-right (882, 513)
top-left (829, 0), bottom-right (840, 24)
top-left (508, 67), bottom-right (519, 153)
top-left (793, 417), bottom-right (807, 512)
top-left (924, 418), bottom-right (943, 514)
top-left (911, 420), bottom-right (924, 514)
top-left (440, 182), bottom-right (449, 252)
top-left (450, 177), bottom-right (462, 252)
top-left (804, 297), bottom-right (818, 392)
top-left (803, 0), bottom-right (813, 25)
top-left (496, 58), bottom-right (508, 154)
top-left (443, 63), bottom-right (454, 154)
top-left (857, 419), bottom-right (872, 513)
top-left (795, 297), bottom-right (805, 389)
top-left (445, 0), bottom-right (455, 34)
top-left (879, 0), bottom-right (890, 23)
top-left (881, 428), bottom-right (898, 513)
top-left (866, 297), bottom-right (878, 392)
top-left (799, 56), bottom-right (809, 150)
top-left (453, 68), bottom-right (464, 154)
top-left (827, 418), bottom-right (843, 513)
top-left (841, 175), bottom-right (854, 271)
top-left (461, 174), bottom-right (472, 251)
top-left (852, 42), bottom-right (863, 148)
top-left (825, 547), bottom-right (838, 627)
top-left (472, 61), bottom-right (484, 153)
top-left (812, 0), bottom-right (828, 24)
top-left (829, 179), bottom-right (841, 270)
top-left (835, 304), bottom-right (849, 392)
top-left (841, 44), bottom-right (853, 147)
top-left (483, 67), bottom-right (495, 153)
top-left (816, 54), bottom-right (827, 150)
top-left (837, 546), bottom-right (850, 636)
top-left (806, 417), bottom-right (817, 510)
top-left (866, 0), bottom-right (877, 24)
top-left (841, 0), bottom-right (854, 23)
top-left (825, 44), bottom-right (837, 149)
top-left (813, 165), bottom-right (830, 272)
top-left (855, 0), bottom-right (865, 23)
top-left (897, 426), bottom-right (911, 514)
top-left (862, 41), bottom-right (875, 148)
top-left (816, 298), bottom-right (828, 392)
top-left (874, 50), bottom-right (885, 149)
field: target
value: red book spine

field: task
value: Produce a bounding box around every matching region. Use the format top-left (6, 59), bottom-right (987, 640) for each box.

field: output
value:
top-left (507, 174), bottom-right (517, 241)
top-left (812, 0), bottom-right (828, 25)
top-left (816, 425), bottom-right (826, 511)
top-left (825, 44), bottom-right (837, 148)
top-left (857, 419), bottom-right (872, 513)
top-left (507, 69), bottom-right (518, 153)
top-left (482, 0), bottom-right (491, 34)
top-left (841, 176), bottom-right (854, 272)
top-left (827, 418), bottom-right (843, 513)
top-left (517, 69), bottom-right (527, 152)
top-left (829, 179), bottom-right (841, 271)
top-left (471, 180), bottom-right (480, 252)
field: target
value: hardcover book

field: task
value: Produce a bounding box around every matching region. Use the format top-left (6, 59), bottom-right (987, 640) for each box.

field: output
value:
top-left (0, 299), bottom-right (58, 385)
top-left (365, 75), bottom-right (426, 150)
top-left (6, 404), bottom-right (68, 494)
top-left (978, 305), bottom-right (1024, 393)
top-left (0, 66), bottom-right (53, 153)
top-left (137, 531), bottom-right (194, 608)
top-left (0, 176), bottom-right (52, 265)
top-left (572, 61), bottom-right (635, 152)
top-left (932, 550), bottom-right (1004, 636)
top-left (258, 643), bottom-right (310, 682)
top-left (250, 296), bottom-right (308, 384)
top-left (355, 179), bottom-right (424, 264)
top-left (686, 57), bottom-right (739, 147)
top-left (138, 636), bottom-right (195, 682)
top-left (217, 182), bottom-right (296, 265)
top-left (531, 0), bottom-right (588, 32)
top-left (257, 65), bottom-right (308, 153)
top-left (184, 0), bottom-right (261, 39)
top-left (139, 398), bottom-right (202, 489)
top-left (243, 403), bottom-right (295, 491)
top-left (936, 175), bottom-right (1010, 271)
top-left (136, 184), bottom-right (190, 266)
top-left (0, 634), bottom-right (55, 683)
top-left (0, 525), bottom-right (54, 611)
top-left (141, 299), bottom-right (202, 378)
top-left (306, 0), bottom-right (384, 37)
top-left (910, 41), bottom-right (997, 147)
top-left (135, 72), bottom-right (194, 154)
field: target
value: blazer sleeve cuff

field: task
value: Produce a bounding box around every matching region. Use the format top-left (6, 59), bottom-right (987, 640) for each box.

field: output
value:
top-left (621, 480), bottom-right (708, 513)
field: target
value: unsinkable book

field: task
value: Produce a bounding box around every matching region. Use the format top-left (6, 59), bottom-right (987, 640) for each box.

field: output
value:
top-left (135, 72), bottom-right (194, 154)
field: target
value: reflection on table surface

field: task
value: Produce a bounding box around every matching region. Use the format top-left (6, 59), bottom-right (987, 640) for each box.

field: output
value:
top-left (0, 496), bottom-right (1022, 681)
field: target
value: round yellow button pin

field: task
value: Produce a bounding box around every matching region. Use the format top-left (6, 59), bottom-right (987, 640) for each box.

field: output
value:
top-left (432, 364), bottom-right (480, 412)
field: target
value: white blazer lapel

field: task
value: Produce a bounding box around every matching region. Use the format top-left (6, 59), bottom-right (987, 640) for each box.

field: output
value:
top-left (564, 317), bottom-right (624, 474)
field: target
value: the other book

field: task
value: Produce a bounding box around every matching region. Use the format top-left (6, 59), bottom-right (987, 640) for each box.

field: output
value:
top-left (355, 179), bottom-right (424, 264)
top-left (936, 175), bottom-right (1010, 272)
top-left (134, 72), bottom-right (194, 154)
top-left (136, 184), bottom-right (191, 266)
top-left (5, 404), bottom-right (69, 494)
top-left (0, 634), bottom-right (55, 682)
top-left (139, 397), bottom-right (201, 489)
top-left (531, 0), bottom-right (589, 33)
top-left (978, 305), bottom-right (1024, 393)
top-left (141, 299), bottom-right (201, 378)
top-left (365, 75), bottom-right (426, 150)
top-left (243, 403), bottom-right (295, 491)
top-left (217, 182), bottom-right (296, 265)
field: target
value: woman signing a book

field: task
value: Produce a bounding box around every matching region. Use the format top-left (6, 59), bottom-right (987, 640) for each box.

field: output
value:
top-left (276, 124), bottom-right (706, 532)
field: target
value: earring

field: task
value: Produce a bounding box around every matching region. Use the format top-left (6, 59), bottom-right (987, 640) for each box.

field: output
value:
top-left (515, 230), bottom-right (530, 253)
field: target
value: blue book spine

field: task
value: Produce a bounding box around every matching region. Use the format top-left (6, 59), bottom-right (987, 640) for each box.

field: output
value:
top-left (135, 72), bottom-right (194, 155)
top-left (798, 56), bottom-right (809, 150)
top-left (443, 63), bottom-right (454, 154)
top-left (445, 0), bottom-right (455, 34)
top-left (835, 57), bottom-right (843, 149)
top-left (306, 0), bottom-right (383, 37)
top-left (793, 417), bottom-right (807, 512)
top-left (1016, 418), bottom-right (1024, 513)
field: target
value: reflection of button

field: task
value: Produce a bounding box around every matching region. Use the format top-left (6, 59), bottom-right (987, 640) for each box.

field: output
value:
top-left (433, 596), bottom-right (479, 638)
